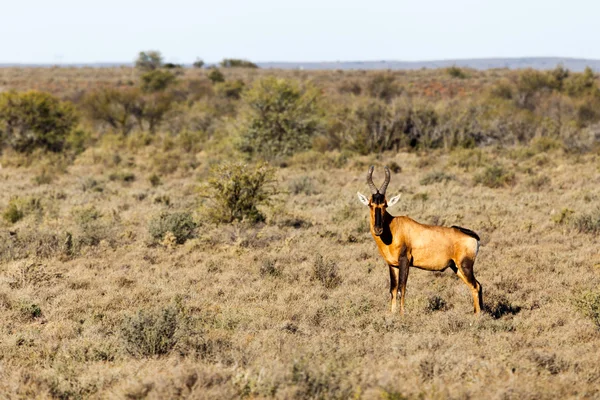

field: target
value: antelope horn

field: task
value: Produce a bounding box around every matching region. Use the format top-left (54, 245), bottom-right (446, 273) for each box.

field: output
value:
top-left (367, 166), bottom-right (378, 194)
top-left (379, 166), bottom-right (391, 195)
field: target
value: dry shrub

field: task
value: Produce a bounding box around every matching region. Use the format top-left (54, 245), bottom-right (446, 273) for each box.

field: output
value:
top-left (420, 171), bottom-right (455, 185)
top-left (312, 254), bottom-right (342, 289)
top-left (121, 306), bottom-right (179, 357)
top-left (571, 209), bottom-right (600, 234)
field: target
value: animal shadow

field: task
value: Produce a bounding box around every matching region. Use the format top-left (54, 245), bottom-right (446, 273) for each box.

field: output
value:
top-left (484, 297), bottom-right (522, 319)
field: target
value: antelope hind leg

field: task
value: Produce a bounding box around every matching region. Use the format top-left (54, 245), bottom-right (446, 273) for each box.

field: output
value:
top-left (456, 258), bottom-right (483, 314)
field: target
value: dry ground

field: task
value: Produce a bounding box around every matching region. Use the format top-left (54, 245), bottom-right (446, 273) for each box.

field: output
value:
top-left (0, 144), bottom-right (599, 399)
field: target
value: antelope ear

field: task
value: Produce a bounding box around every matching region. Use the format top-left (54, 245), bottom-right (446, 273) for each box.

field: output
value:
top-left (387, 194), bottom-right (401, 207)
top-left (357, 192), bottom-right (370, 206)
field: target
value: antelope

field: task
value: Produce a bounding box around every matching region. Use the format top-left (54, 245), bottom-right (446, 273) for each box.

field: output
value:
top-left (357, 166), bottom-right (483, 315)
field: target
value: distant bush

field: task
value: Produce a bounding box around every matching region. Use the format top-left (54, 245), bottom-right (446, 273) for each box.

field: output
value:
top-left (140, 70), bottom-right (177, 92)
top-left (192, 59), bottom-right (205, 69)
top-left (121, 306), bottom-right (179, 357)
top-left (220, 58), bottom-right (258, 68)
top-left (238, 77), bottom-right (323, 159)
top-left (312, 254), bottom-right (342, 289)
top-left (564, 67), bottom-right (598, 97)
top-left (163, 63), bottom-right (182, 69)
top-left (148, 211), bottom-right (197, 244)
top-left (204, 162), bottom-right (276, 224)
top-left (131, 92), bottom-right (176, 133)
top-left (215, 79), bottom-right (245, 99)
top-left (208, 69), bottom-right (225, 84)
top-left (446, 65), bottom-right (467, 79)
top-left (0, 91), bottom-right (78, 153)
top-left (83, 88), bottom-right (174, 134)
top-left (82, 88), bottom-right (139, 135)
top-left (574, 291), bottom-right (600, 329)
top-left (366, 73), bottom-right (401, 101)
top-left (135, 50), bottom-right (163, 71)
top-left (474, 165), bottom-right (515, 188)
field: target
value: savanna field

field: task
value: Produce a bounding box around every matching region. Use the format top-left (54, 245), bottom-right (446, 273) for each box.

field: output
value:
top-left (0, 61), bottom-right (600, 398)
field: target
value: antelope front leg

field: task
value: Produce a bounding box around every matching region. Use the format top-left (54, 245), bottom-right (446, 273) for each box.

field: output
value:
top-left (389, 265), bottom-right (400, 313)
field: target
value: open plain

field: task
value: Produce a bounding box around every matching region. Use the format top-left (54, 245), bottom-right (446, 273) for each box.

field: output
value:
top-left (0, 66), bottom-right (599, 398)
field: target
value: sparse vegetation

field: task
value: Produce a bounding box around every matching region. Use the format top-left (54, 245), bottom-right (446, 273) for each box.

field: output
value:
top-left (0, 64), bottom-right (599, 398)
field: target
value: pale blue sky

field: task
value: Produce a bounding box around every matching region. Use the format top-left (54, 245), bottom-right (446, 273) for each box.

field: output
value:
top-left (1, 0), bottom-right (598, 64)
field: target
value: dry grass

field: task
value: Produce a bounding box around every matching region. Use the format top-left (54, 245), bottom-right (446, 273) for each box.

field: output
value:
top-left (1, 140), bottom-right (599, 399)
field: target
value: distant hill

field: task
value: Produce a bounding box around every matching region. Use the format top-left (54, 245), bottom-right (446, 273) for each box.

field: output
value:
top-left (1, 57), bottom-right (599, 72)
top-left (257, 57), bottom-right (600, 72)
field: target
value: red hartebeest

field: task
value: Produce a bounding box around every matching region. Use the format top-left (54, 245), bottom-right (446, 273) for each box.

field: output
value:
top-left (357, 166), bottom-right (483, 314)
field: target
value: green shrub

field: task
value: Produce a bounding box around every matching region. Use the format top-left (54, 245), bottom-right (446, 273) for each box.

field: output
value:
top-left (135, 50), bottom-right (163, 71)
top-left (208, 69), bottom-right (225, 83)
top-left (3, 199), bottom-right (25, 223)
top-left (121, 306), bottom-right (179, 357)
top-left (220, 58), bottom-right (258, 68)
top-left (237, 77), bottom-right (323, 159)
top-left (312, 254), bottom-right (342, 289)
top-left (574, 291), bottom-right (600, 328)
top-left (140, 70), bottom-right (177, 92)
top-left (148, 211), bottom-right (197, 244)
top-left (474, 165), bottom-right (515, 188)
top-left (204, 162), bottom-right (277, 224)
top-left (0, 91), bottom-right (78, 152)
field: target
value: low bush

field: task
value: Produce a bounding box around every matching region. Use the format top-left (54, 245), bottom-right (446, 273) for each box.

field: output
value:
top-left (203, 162), bottom-right (277, 224)
top-left (3, 199), bottom-right (25, 223)
top-left (474, 165), bottom-right (515, 188)
top-left (148, 212), bottom-right (197, 244)
top-left (571, 209), bottom-right (600, 234)
top-left (420, 171), bottom-right (455, 185)
top-left (312, 254), bottom-right (342, 289)
top-left (574, 291), bottom-right (600, 328)
top-left (121, 306), bottom-right (179, 357)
